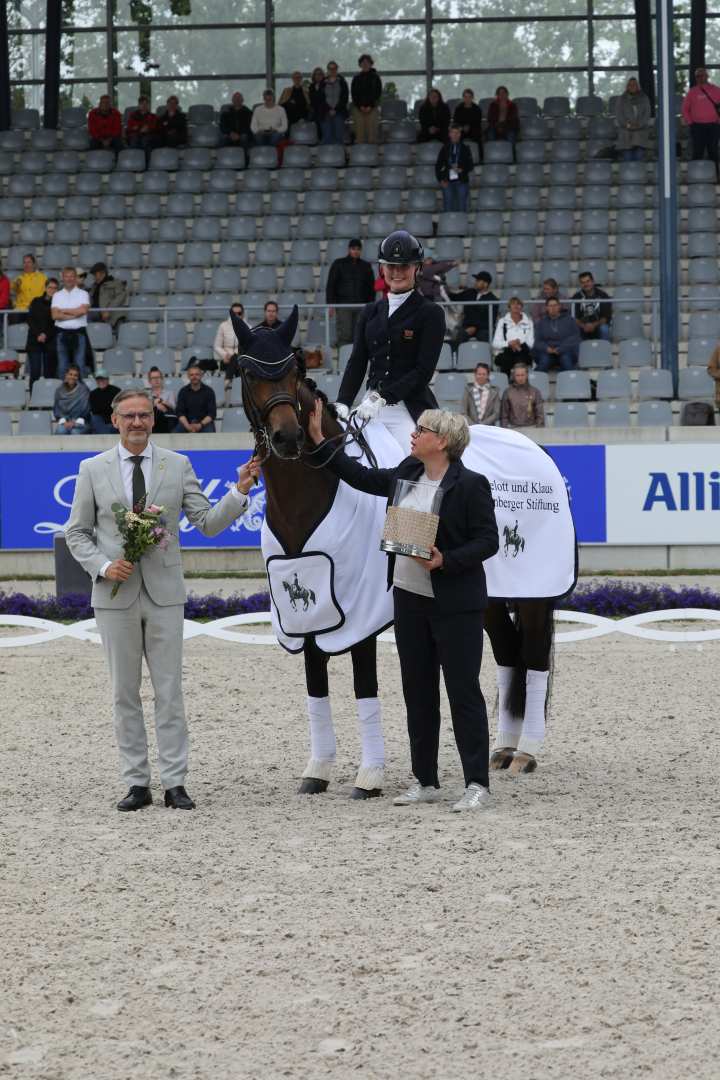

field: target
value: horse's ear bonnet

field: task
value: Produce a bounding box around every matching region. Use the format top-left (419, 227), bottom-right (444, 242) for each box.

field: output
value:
top-left (233, 304), bottom-right (299, 381)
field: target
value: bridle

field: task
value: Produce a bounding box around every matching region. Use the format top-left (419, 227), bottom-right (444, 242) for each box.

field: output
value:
top-left (239, 352), bottom-right (378, 470)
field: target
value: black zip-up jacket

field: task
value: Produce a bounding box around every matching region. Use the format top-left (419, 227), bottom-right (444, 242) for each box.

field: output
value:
top-left (337, 290), bottom-right (445, 420)
top-left (220, 105), bottom-right (252, 137)
top-left (27, 295), bottom-right (56, 349)
top-left (453, 102), bottom-right (483, 142)
top-left (448, 288), bottom-right (500, 341)
top-left (435, 141), bottom-right (474, 183)
top-left (325, 255), bottom-right (375, 305)
top-left (312, 446), bottom-right (499, 612)
top-left (351, 69), bottom-right (382, 108)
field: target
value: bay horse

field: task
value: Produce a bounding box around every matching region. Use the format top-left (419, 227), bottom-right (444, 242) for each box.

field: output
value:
top-left (231, 306), bottom-right (385, 800)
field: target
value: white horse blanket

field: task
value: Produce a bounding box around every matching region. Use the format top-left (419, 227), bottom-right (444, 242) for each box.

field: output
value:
top-left (262, 420), bottom-right (576, 654)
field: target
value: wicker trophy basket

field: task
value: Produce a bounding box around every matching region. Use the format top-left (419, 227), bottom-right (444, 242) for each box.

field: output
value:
top-left (380, 479), bottom-right (444, 561)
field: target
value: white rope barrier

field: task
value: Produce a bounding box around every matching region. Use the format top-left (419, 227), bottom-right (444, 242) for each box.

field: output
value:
top-left (2, 609), bottom-right (720, 648)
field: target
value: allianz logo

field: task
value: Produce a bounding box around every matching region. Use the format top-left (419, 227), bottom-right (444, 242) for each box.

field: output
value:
top-left (34, 474), bottom-right (266, 535)
top-left (643, 470), bottom-right (720, 511)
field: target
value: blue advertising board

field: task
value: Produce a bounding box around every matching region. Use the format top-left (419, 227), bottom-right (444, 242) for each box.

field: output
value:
top-left (0, 444), bottom-right (607, 549)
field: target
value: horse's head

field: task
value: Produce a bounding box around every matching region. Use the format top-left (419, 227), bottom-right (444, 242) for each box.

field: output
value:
top-left (231, 305), bottom-right (304, 459)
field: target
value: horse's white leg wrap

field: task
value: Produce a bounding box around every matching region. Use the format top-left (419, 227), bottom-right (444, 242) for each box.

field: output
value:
top-left (517, 669), bottom-right (549, 757)
top-left (303, 696), bottom-right (336, 778)
top-left (494, 665), bottom-right (522, 750)
top-left (354, 696), bottom-right (384, 791)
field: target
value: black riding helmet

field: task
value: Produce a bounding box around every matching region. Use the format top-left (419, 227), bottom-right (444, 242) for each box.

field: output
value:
top-left (378, 229), bottom-right (424, 265)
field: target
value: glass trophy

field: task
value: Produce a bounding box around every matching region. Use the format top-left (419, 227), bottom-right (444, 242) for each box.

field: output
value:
top-left (380, 479), bottom-right (444, 561)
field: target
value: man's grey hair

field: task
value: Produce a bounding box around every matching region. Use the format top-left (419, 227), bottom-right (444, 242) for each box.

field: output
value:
top-left (417, 408), bottom-right (470, 461)
top-left (111, 388), bottom-right (154, 412)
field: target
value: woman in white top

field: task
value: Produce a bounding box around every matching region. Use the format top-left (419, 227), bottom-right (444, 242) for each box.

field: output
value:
top-left (492, 296), bottom-right (534, 376)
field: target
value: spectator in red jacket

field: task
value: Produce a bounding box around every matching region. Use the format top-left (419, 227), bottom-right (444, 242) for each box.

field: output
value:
top-left (88, 95), bottom-right (123, 153)
top-left (0, 263), bottom-right (11, 312)
top-left (486, 86), bottom-right (520, 146)
top-left (126, 96), bottom-right (161, 161)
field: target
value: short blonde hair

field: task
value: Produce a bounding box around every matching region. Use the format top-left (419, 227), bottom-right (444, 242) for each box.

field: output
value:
top-left (418, 409), bottom-right (469, 461)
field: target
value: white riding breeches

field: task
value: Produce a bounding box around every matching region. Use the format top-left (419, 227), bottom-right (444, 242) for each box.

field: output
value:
top-left (376, 401), bottom-right (416, 454)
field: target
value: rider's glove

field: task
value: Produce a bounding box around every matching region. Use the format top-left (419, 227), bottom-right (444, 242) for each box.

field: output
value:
top-left (335, 402), bottom-right (350, 421)
top-left (355, 392), bottom-right (386, 422)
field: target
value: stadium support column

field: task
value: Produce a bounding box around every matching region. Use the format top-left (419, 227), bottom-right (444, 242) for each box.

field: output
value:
top-left (265, 0), bottom-right (274, 95)
top-left (44, 0), bottom-right (62, 130)
top-left (0, 0), bottom-right (10, 131)
top-left (656, 0), bottom-right (678, 393)
top-left (634, 0), bottom-right (655, 111)
top-left (689, 0), bottom-right (706, 82)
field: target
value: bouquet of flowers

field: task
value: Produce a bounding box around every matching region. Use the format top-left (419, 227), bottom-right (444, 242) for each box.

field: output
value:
top-left (110, 501), bottom-right (172, 598)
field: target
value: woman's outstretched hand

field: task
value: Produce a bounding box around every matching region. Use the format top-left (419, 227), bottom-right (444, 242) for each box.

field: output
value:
top-left (308, 398), bottom-right (324, 445)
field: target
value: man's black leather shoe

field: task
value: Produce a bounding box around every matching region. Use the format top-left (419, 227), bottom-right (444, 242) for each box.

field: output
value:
top-left (164, 786), bottom-right (196, 810)
top-left (117, 786), bottom-right (152, 812)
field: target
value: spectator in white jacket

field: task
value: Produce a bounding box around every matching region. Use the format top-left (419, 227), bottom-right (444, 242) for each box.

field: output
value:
top-left (251, 90), bottom-right (288, 146)
top-left (214, 302), bottom-right (251, 384)
top-left (492, 297), bottom-right (534, 376)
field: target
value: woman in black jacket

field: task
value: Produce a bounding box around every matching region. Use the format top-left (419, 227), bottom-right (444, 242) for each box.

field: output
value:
top-left (308, 402), bottom-right (499, 811)
top-left (26, 278), bottom-right (59, 386)
top-left (418, 88), bottom-right (451, 142)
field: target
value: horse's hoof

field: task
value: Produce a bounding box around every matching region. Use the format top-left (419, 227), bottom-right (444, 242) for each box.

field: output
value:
top-left (507, 752), bottom-right (537, 776)
top-left (350, 786), bottom-right (383, 800)
top-left (297, 777), bottom-right (329, 795)
top-left (490, 748), bottom-right (515, 771)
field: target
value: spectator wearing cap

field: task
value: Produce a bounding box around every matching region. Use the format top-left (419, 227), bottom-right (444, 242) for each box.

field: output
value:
top-left (53, 364), bottom-right (91, 435)
top-left (462, 361), bottom-right (501, 426)
top-left (126, 96), bottom-right (161, 161)
top-left (453, 89), bottom-right (483, 151)
top-left (12, 254), bottom-right (47, 319)
top-left (220, 92), bottom-right (253, 149)
top-left (500, 362), bottom-right (544, 429)
top-left (351, 54), bottom-right (382, 144)
top-left (158, 95), bottom-right (188, 149)
top-left (325, 239), bottom-right (375, 347)
top-left (533, 298), bottom-right (581, 372)
top-left (279, 72), bottom-right (311, 129)
top-left (88, 94), bottom-right (123, 153)
top-left (251, 90), bottom-right (288, 147)
top-left (89, 262), bottom-right (128, 329)
top-left (447, 270), bottom-right (500, 347)
top-left (146, 366), bottom-right (177, 434)
top-left (89, 368), bottom-right (121, 433)
top-left (26, 277), bottom-right (59, 386)
top-left (174, 361), bottom-right (217, 433)
top-left (417, 254), bottom-right (459, 302)
top-left (435, 126), bottom-right (474, 212)
top-left (214, 302), bottom-right (251, 384)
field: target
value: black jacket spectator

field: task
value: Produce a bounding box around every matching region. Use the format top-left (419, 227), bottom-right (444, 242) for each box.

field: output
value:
top-left (220, 103), bottom-right (253, 140)
top-left (27, 294), bottom-right (56, 350)
top-left (351, 69), bottom-right (382, 109)
top-left (435, 140), bottom-right (474, 183)
top-left (158, 106), bottom-right (187, 148)
top-left (316, 75), bottom-right (349, 118)
top-left (325, 254), bottom-right (375, 305)
top-left (449, 288), bottom-right (500, 342)
top-left (419, 99), bottom-right (451, 143)
top-left (571, 286), bottom-right (613, 329)
top-left (89, 382), bottom-right (121, 425)
top-left (175, 382), bottom-right (217, 425)
top-left (453, 101), bottom-right (483, 143)
top-left (279, 82), bottom-right (310, 127)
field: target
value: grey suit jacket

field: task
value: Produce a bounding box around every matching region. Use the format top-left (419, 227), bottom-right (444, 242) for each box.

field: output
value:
top-left (65, 444), bottom-right (247, 609)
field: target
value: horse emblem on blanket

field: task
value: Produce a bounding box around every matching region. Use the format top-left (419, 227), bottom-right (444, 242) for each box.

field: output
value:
top-left (503, 520), bottom-right (525, 558)
top-left (282, 572), bottom-right (317, 612)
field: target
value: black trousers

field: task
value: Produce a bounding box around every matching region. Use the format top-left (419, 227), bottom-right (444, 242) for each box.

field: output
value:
top-left (393, 587), bottom-right (489, 789)
top-left (495, 343), bottom-right (532, 376)
top-left (690, 122), bottom-right (720, 163)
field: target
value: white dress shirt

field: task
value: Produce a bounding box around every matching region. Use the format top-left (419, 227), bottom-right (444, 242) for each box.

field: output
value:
top-left (387, 289), bottom-right (413, 317)
top-left (100, 441), bottom-right (247, 578)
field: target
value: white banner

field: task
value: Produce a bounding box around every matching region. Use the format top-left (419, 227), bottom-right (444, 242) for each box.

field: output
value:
top-left (606, 443), bottom-right (720, 544)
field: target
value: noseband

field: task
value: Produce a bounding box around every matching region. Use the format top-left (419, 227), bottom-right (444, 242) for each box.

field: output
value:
top-left (239, 351), bottom-right (302, 462)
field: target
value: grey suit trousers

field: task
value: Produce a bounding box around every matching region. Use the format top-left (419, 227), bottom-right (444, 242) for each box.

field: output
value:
top-left (95, 583), bottom-right (187, 788)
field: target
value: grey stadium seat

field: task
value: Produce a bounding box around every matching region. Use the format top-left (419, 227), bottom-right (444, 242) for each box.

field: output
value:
top-left (506, 235), bottom-right (537, 261)
top-left (156, 220), bottom-right (187, 244)
top-left (585, 160), bottom-right (612, 185)
top-left (106, 172), bottom-right (136, 195)
top-left (613, 312), bottom-right (645, 341)
top-left (210, 267), bottom-right (242, 293)
top-left (249, 147), bottom-right (277, 169)
top-left (189, 124), bottom-right (220, 148)
top-left (175, 170), bottom-right (204, 194)
top-left (140, 170), bottom-right (171, 194)
top-left (543, 235), bottom-right (572, 260)
top-left (103, 347), bottom-right (136, 375)
top-left (543, 96), bottom-right (570, 117)
top-left (618, 339), bottom-right (653, 367)
top-left (191, 218), bottom-right (221, 242)
top-left (142, 347), bottom-right (175, 374)
top-left (86, 323), bottom-right (114, 351)
top-left (515, 142), bottom-right (544, 164)
top-left (553, 402), bottom-right (589, 427)
top-left (595, 400), bottom-right (631, 427)
top-left (638, 401), bottom-right (673, 426)
top-left (688, 259), bottom-right (720, 285)
top-left (0, 379), bottom-right (26, 408)
top-left (29, 379), bottom-right (61, 408)
top-left (284, 265), bottom-right (315, 291)
top-left (114, 243), bottom-right (144, 270)
top-left (246, 266), bottom-right (278, 291)
top-left (689, 311), bottom-right (720, 339)
top-left (434, 372), bottom-right (465, 403)
top-left (508, 210), bottom-right (538, 235)
top-left (555, 371), bottom-right (591, 401)
top-left (201, 192), bottom-right (230, 216)
top-left (19, 412), bottom-right (53, 435)
top-left (528, 370), bottom-right (549, 398)
top-left (118, 323), bottom-right (150, 350)
top-left (678, 368), bottom-right (715, 399)
top-left (456, 341), bottom-right (491, 371)
top-left (687, 233), bottom-right (718, 259)
top-left (637, 368), bottom-right (673, 400)
top-left (255, 240), bottom-right (285, 266)
top-left (140, 268), bottom-right (171, 294)
top-left (221, 408), bottom-right (251, 433)
top-left (148, 243), bottom-right (179, 268)
top-left (578, 339), bottom-right (612, 369)
top-left (217, 241), bottom-right (250, 269)
top-left (686, 337), bottom-right (716, 366)
top-left (470, 236), bottom-right (500, 261)
top-left (596, 370), bottom-right (632, 399)
top-left (0, 412), bottom-right (11, 434)
top-left (117, 148), bottom-right (146, 172)
top-left (484, 142), bottom-right (514, 164)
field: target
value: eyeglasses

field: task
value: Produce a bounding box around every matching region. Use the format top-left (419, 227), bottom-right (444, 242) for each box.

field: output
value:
top-left (413, 425), bottom-right (437, 436)
top-left (116, 411), bottom-right (153, 421)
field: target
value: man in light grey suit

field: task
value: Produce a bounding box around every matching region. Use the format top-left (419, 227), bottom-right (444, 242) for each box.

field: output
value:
top-left (66, 388), bottom-right (259, 812)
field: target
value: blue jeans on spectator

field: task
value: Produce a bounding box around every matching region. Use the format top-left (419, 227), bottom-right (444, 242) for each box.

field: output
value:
top-left (533, 347), bottom-right (578, 372)
top-left (254, 131), bottom-right (283, 147)
top-left (621, 146), bottom-right (645, 162)
top-left (56, 330), bottom-right (88, 378)
top-left (54, 419), bottom-right (88, 435)
top-left (579, 323), bottom-right (611, 342)
top-left (91, 415), bottom-right (115, 434)
top-left (442, 181), bottom-right (469, 212)
top-left (320, 113), bottom-right (346, 145)
top-left (28, 346), bottom-right (57, 386)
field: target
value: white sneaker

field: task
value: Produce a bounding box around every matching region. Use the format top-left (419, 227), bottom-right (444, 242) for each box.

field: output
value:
top-left (451, 783), bottom-right (491, 812)
top-left (393, 783), bottom-right (440, 806)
